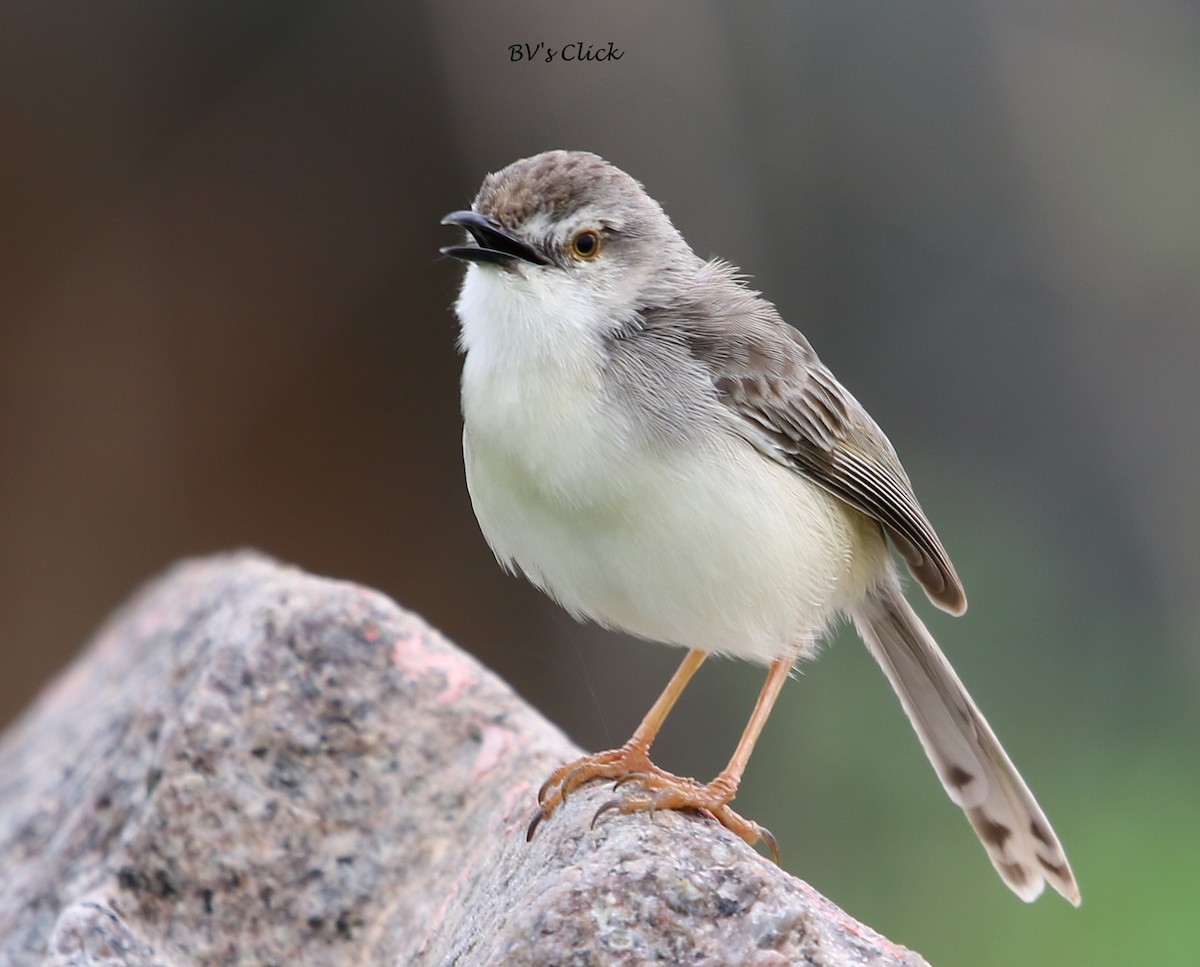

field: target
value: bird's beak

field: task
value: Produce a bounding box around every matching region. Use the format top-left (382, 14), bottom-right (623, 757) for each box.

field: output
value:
top-left (440, 210), bottom-right (550, 266)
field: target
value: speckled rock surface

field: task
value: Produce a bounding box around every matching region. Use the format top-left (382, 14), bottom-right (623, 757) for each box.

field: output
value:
top-left (0, 554), bottom-right (929, 966)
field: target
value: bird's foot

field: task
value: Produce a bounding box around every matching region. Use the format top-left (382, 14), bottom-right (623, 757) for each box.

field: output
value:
top-left (527, 747), bottom-right (779, 862)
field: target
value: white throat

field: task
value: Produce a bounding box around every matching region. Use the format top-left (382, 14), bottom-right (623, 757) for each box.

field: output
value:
top-left (456, 263), bottom-right (610, 372)
top-left (456, 263), bottom-right (618, 499)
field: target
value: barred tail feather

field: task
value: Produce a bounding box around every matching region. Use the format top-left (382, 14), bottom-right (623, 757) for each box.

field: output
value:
top-left (852, 571), bottom-right (1080, 905)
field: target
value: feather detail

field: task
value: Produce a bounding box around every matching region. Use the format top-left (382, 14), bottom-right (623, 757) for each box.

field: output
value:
top-left (853, 571), bottom-right (1080, 905)
top-left (640, 262), bottom-right (967, 615)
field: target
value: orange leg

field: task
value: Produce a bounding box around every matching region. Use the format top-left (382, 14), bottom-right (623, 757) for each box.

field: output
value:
top-left (529, 649), bottom-right (706, 825)
top-left (529, 651), bottom-right (793, 862)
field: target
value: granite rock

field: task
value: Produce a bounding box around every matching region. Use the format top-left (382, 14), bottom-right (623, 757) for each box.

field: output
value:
top-left (0, 554), bottom-right (929, 966)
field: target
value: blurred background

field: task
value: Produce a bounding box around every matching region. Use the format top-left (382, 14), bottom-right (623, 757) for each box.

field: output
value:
top-left (2, 1), bottom-right (1197, 963)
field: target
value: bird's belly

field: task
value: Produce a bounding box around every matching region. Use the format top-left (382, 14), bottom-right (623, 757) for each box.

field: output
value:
top-left (465, 424), bottom-right (884, 664)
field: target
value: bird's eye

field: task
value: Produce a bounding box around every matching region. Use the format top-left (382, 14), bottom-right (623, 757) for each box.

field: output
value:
top-left (568, 229), bottom-right (601, 260)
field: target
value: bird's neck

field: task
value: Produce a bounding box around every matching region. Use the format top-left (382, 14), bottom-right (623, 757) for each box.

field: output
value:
top-left (456, 265), bottom-right (613, 462)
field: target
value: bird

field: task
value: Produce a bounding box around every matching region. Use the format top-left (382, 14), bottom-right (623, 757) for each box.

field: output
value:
top-left (440, 149), bottom-right (1079, 905)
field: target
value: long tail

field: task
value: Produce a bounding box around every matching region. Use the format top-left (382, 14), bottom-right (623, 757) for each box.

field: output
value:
top-left (852, 570), bottom-right (1080, 905)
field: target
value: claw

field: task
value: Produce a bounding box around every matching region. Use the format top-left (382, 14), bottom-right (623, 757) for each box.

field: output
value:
top-left (536, 775), bottom-right (554, 805)
top-left (591, 798), bottom-right (624, 829)
top-left (527, 807), bottom-right (547, 842)
top-left (529, 746), bottom-right (777, 862)
top-left (552, 765), bottom-right (588, 805)
top-left (759, 824), bottom-right (781, 864)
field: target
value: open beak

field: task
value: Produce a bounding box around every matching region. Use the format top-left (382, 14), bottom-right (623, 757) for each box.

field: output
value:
top-left (440, 210), bottom-right (549, 266)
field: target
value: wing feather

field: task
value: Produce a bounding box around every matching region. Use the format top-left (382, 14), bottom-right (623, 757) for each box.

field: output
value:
top-left (646, 261), bottom-right (966, 614)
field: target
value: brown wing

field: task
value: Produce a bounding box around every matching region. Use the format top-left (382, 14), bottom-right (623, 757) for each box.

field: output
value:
top-left (662, 263), bottom-right (967, 615)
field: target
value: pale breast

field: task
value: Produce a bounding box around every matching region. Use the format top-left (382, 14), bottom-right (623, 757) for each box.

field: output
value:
top-left (455, 264), bottom-right (886, 662)
top-left (464, 409), bottom-right (885, 664)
